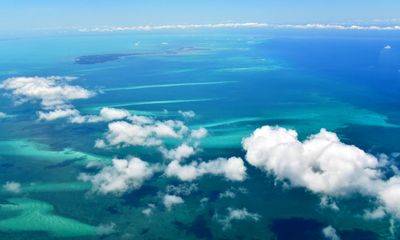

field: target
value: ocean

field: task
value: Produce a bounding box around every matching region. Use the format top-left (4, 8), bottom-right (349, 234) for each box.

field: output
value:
top-left (0, 29), bottom-right (399, 239)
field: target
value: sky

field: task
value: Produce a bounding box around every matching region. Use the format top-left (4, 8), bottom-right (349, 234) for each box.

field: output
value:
top-left (1, 0), bottom-right (400, 32)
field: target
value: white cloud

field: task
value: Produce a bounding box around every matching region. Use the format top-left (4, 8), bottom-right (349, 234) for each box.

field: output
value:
top-left (322, 226), bottom-right (340, 240)
top-left (219, 190), bottom-right (236, 199)
top-left (87, 107), bottom-right (131, 123)
top-left (38, 108), bottom-right (81, 121)
top-left (142, 203), bottom-right (156, 216)
top-left (96, 223), bottom-right (116, 236)
top-left (384, 45), bottom-right (392, 50)
top-left (165, 157), bottom-right (246, 182)
top-left (95, 119), bottom-right (188, 148)
top-left (363, 206), bottom-right (386, 220)
top-left (320, 196), bottom-right (339, 211)
top-left (0, 112), bottom-right (7, 119)
top-left (0, 76), bottom-right (94, 122)
top-left (216, 208), bottom-right (261, 230)
top-left (178, 110), bottom-right (196, 119)
top-left (3, 181), bottom-right (21, 194)
top-left (79, 157), bottom-right (155, 195)
top-left (142, 208), bottom-right (152, 216)
top-left (199, 157), bottom-right (247, 181)
top-left (78, 23), bottom-right (400, 33)
top-left (190, 128), bottom-right (208, 139)
top-left (165, 161), bottom-right (200, 181)
top-left (166, 183), bottom-right (198, 196)
top-left (160, 143), bottom-right (196, 162)
top-left (376, 176), bottom-right (400, 217)
top-left (242, 125), bottom-right (400, 218)
top-left (79, 23), bottom-right (269, 32)
top-left (163, 194), bottom-right (184, 211)
top-left (0, 76), bottom-right (94, 109)
top-left (68, 107), bottom-right (154, 124)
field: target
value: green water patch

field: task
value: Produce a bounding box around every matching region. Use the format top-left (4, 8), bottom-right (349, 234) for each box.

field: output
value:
top-left (264, 101), bottom-right (399, 130)
top-left (102, 81), bottom-right (236, 92)
top-left (21, 182), bottom-right (90, 194)
top-left (202, 128), bottom-right (254, 149)
top-left (0, 198), bottom-right (97, 237)
top-left (198, 102), bottom-right (398, 148)
top-left (0, 140), bottom-right (109, 164)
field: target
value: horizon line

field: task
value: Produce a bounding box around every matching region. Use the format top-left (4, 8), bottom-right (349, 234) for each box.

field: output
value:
top-left (78, 22), bottom-right (400, 32)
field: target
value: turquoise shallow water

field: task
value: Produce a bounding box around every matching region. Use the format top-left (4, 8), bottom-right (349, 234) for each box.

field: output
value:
top-left (0, 30), bottom-right (399, 239)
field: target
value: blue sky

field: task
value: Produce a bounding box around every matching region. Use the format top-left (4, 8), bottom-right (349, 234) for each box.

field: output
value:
top-left (1, 0), bottom-right (399, 31)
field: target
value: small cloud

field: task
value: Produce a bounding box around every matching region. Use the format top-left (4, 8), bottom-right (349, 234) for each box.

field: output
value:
top-left (3, 181), bottom-right (21, 194)
top-left (163, 194), bottom-right (184, 211)
top-left (165, 157), bottom-right (246, 182)
top-left (320, 196), bottom-right (340, 211)
top-left (322, 226), bottom-right (341, 240)
top-left (363, 206), bottom-right (386, 220)
top-left (142, 203), bottom-right (156, 216)
top-left (79, 157), bottom-right (155, 195)
top-left (190, 128), bottom-right (208, 139)
top-left (95, 119), bottom-right (189, 148)
top-left (160, 143), bottom-right (196, 162)
top-left (219, 190), bottom-right (236, 199)
top-left (96, 223), bottom-right (116, 236)
top-left (38, 109), bottom-right (80, 121)
top-left (216, 208), bottom-right (261, 230)
top-left (166, 183), bottom-right (198, 196)
top-left (200, 197), bottom-right (209, 206)
top-left (178, 110), bottom-right (196, 119)
top-left (384, 45), bottom-right (392, 50)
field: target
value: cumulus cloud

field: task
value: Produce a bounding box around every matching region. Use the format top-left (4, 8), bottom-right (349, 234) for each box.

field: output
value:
top-left (79, 157), bottom-right (155, 195)
top-left (384, 45), bottom-right (392, 50)
top-left (163, 194), bottom-right (184, 211)
top-left (160, 143), bottom-right (196, 162)
top-left (178, 110), bottom-right (196, 119)
top-left (165, 157), bottom-right (246, 182)
top-left (81, 107), bottom-right (154, 124)
top-left (242, 125), bottom-right (400, 218)
top-left (2, 181), bottom-right (21, 194)
top-left (322, 226), bottom-right (340, 240)
top-left (0, 76), bottom-right (94, 121)
top-left (216, 208), bottom-right (261, 230)
top-left (86, 107), bottom-right (131, 123)
top-left (38, 109), bottom-right (81, 121)
top-left (190, 127), bottom-right (208, 139)
top-left (95, 119), bottom-right (189, 148)
top-left (0, 76), bottom-right (94, 109)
